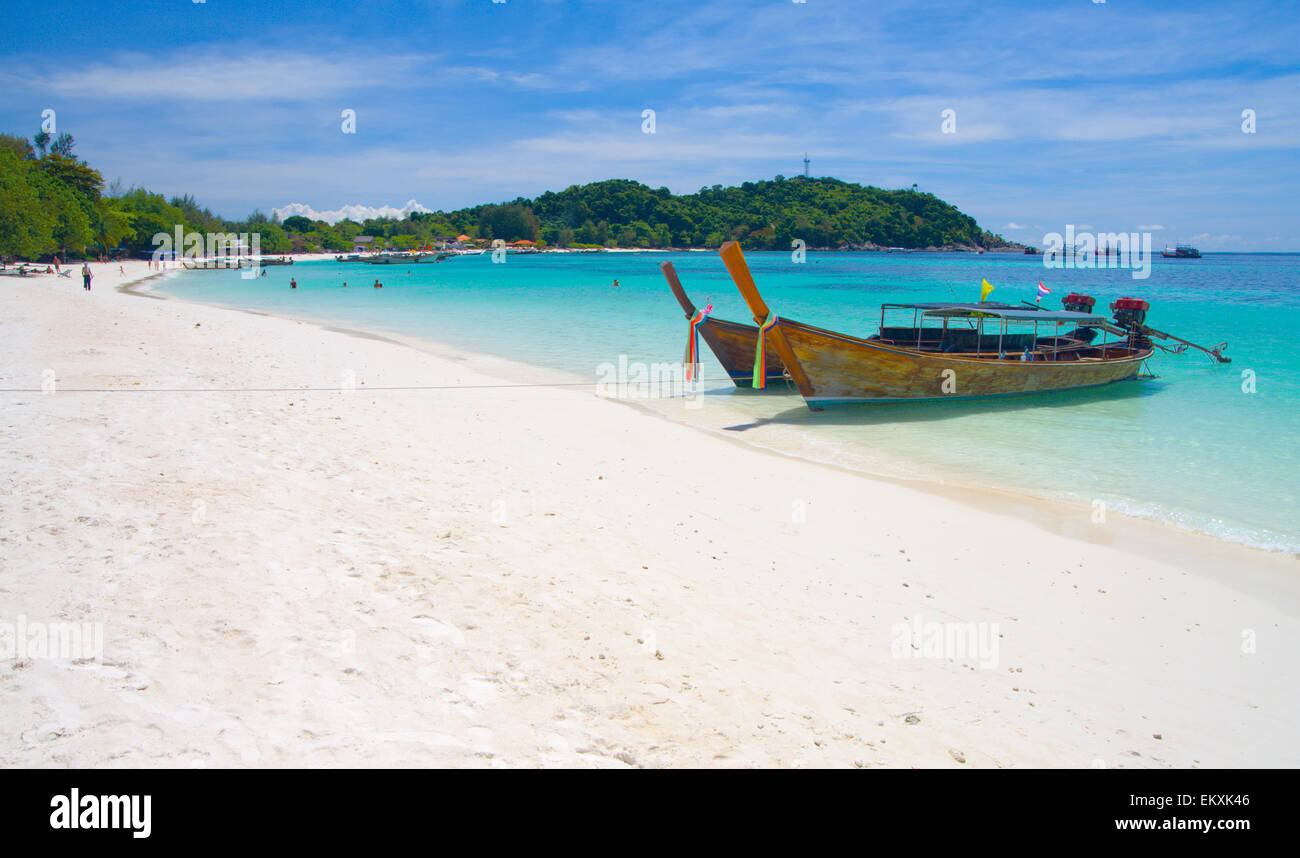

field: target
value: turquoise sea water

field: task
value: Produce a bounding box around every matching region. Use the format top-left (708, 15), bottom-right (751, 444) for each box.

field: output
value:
top-left (158, 250), bottom-right (1300, 554)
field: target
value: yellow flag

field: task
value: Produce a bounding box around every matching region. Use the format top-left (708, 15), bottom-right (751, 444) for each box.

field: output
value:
top-left (980, 278), bottom-right (994, 302)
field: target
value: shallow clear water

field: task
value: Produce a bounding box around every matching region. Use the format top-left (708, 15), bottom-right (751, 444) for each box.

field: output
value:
top-left (159, 250), bottom-right (1300, 553)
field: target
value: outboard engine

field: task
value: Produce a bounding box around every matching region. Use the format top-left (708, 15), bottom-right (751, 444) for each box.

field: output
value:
top-left (1111, 297), bottom-right (1150, 329)
top-left (1062, 293), bottom-right (1096, 313)
top-left (1053, 293), bottom-right (1100, 343)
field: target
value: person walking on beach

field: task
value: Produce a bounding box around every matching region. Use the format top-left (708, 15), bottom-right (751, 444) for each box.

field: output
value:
top-left (81, 262), bottom-right (92, 291)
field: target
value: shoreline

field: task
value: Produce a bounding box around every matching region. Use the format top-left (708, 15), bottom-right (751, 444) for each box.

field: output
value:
top-left (143, 265), bottom-right (1298, 567)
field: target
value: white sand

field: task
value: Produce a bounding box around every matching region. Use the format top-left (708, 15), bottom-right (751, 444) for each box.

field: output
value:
top-left (1, 259), bottom-right (1297, 768)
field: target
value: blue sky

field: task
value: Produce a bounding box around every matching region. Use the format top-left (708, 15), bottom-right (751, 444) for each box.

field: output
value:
top-left (2, 0), bottom-right (1296, 249)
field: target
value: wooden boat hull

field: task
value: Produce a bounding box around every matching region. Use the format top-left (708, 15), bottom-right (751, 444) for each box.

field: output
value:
top-left (697, 318), bottom-right (787, 387)
top-left (775, 318), bottom-right (1151, 406)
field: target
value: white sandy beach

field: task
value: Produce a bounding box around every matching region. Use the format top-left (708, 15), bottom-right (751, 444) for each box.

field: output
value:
top-left (1, 259), bottom-right (1297, 768)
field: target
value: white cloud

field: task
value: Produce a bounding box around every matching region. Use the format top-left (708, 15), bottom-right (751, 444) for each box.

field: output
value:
top-left (1137, 224), bottom-right (1165, 231)
top-left (1187, 233), bottom-right (1240, 247)
top-left (8, 49), bottom-right (429, 102)
top-left (1004, 222), bottom-right (1025, 229)
top-left (272, 200), bottom-right (433, 225)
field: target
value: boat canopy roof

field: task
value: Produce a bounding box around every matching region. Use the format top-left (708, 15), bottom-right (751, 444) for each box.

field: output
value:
top-left (882, 302), bottom-right (1106, 325)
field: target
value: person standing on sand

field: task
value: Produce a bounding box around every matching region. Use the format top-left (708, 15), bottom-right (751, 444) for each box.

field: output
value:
top-left (81, 262), bottom-right (92, 291)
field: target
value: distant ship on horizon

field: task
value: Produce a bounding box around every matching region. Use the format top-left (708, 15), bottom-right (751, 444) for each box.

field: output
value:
top-left (1161, 243), bottom-right (1202, 258)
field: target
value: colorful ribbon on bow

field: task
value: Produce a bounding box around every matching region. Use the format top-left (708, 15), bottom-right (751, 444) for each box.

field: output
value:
top-left (752, 313), bottom-right (779, 389)
top-left (684, 303), bottom-right (712, 381)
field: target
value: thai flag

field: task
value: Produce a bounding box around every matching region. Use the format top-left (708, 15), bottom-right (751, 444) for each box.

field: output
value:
top-left (1036, 281), bottom-right (1051, 303)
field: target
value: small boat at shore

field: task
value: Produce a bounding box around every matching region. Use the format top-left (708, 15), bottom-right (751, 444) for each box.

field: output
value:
top-left (660, 261), bottom-right (786, 387)
top-left (361, 251), bottom-right (445, 264)
top-left (712, 241), bottom-right (1228, 409)
top-left (1161, 244), bottom-right (1202, 258)
top-left (259, 256), bottom-right (294, 266)
top-left (182, 257), bottom-right (253, 270)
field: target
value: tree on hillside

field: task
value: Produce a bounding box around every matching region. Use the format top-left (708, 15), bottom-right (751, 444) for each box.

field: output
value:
top-left (477, 203), bottom-right (538, 243)
top-left (49, 133), bottom-right (76, 158)
top-left (0, 134), bottom-right (34, 160)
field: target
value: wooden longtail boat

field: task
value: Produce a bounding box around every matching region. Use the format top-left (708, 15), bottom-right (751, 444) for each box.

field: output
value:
top-left (715, 240), bottom-right (1224, 410)
top-left (660, 260), bottom-right (785, 388)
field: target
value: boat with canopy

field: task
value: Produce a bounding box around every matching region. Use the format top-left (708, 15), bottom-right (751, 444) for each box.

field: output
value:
top-left (711, 241), bottom-right (1228, 409)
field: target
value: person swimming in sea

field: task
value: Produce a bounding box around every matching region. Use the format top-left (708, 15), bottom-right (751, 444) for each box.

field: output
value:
top-left (290, 278), bottom-right (297, 289)
top-left (342, 281), bottom-right (347, 288)
top-left (373, 279), bottom-right (382, 288)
